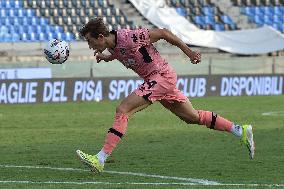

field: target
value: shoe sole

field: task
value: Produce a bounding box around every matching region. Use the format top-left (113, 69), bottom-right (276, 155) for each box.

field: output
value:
top-left (76, 150), bottom-right (100, 174)
top-left (247, 125), bottom-right (255, 159)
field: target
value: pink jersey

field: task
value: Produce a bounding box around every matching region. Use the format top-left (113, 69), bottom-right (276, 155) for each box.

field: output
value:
top-left (109, 29), bottom-right (174, 79)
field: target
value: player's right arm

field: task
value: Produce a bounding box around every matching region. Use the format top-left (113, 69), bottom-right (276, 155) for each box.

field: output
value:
top-left (149, 28), bottom-right (201, 64)
top-left (96, 52), bottom-right (115, 63)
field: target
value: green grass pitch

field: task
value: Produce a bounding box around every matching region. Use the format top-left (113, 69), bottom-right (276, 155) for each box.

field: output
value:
top-left (0, 96), bottom-right (284, 189)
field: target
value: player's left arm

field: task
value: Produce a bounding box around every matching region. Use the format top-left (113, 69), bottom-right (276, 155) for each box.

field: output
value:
top-left (149, 28), bottom-right (201, 64)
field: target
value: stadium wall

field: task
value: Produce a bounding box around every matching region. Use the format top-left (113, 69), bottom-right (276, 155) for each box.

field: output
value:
top-left (0, 55), bottom-right (284, 79)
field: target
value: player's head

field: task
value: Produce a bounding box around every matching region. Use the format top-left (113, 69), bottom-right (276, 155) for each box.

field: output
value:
top-left (79, 17), bottom-right (110, 53)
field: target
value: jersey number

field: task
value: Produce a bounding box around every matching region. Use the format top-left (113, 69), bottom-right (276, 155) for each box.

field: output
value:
top-left (138, 46), bottom-right (152, 63)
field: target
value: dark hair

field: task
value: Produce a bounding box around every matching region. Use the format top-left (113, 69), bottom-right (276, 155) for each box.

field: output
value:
top-left (79, 17), bottom-right (110, 39)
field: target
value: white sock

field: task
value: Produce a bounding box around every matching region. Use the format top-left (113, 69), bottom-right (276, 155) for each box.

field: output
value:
top-left (96, 150), bottom-right (109, 165)
top-left (231, 124), bottom-right (243, 137)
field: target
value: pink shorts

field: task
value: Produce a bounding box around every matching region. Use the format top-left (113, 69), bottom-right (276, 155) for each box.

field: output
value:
top-left (134, 71), bottom-right (187, 103)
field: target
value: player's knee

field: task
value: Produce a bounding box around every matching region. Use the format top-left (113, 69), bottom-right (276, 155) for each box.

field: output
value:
top-left (184, 112), bottom-right (200, 124)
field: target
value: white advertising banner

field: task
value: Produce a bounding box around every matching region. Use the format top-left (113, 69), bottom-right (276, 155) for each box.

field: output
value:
top-left (129, 0), bottom-right (284, 55)
top-left (0, 68), bottom-right (51, 80)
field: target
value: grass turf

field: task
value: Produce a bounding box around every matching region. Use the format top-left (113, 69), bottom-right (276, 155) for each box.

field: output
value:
top-left (0, 95), bottom-right (283, 188)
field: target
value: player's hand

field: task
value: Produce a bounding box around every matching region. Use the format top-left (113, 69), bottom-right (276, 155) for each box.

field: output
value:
top-left (95, 52), bottom-right (110, 63)
top-left (189, 51), bottom-right (201, 64)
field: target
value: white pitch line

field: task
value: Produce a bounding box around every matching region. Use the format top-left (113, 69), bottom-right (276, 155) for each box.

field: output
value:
top-left (1, 164), bottom-right (284, 187)
top-left (262, 111), bottom-right (284, 116)
top-left (1, 180), bottom-right (284, 187)
top-left (0, 180), bottom-right (201, 186)
top-left (0, 164), bottom-right (217, 185)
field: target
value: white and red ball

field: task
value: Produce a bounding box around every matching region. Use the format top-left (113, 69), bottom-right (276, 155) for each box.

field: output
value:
top-left (44, 39), bottom-right (70, 64)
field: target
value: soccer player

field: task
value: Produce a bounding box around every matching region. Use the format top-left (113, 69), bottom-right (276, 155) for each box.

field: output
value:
top-left (76, 18), bottom-right (255, 173)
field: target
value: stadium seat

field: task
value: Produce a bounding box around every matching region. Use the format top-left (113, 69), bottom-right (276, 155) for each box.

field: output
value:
top-left (176, 7), bottom-right (187, 16)
top-left (213, 23), bottom-right (225, 31)
top-left (221, 15), bottom-right (234, 24)
top-left (274, 6), bottom-right (284, 15)
top-left (65, 32), bottom-right (75, 41)
top-left (254, 15), bottom-right (264, 25)
top-left (255, 6), bottom-right (264, 15)
top-left (0, 0), bottom-right (137, 42)
top-left (194, 15), bottom-right (205, 25)
top-left (204, 15), bottom-right (215, 25)
top-left (26, 9), bottom-right (35, 17)
top-left (14, 1), bottom-right (23, 8)
top-left (264, 6), bottom-right (274, 15)
top-left (20, 33), bottom-right (29, 42)
top-left (202, 6), bottom-right (214, 16)
top-left (38, 33), bottom-right (46, 41)
top-left (29, 33), bottom-right (38, 41)
top-left (273, 15), bottom-right (283, 23)
top-left (46, 32), bottom-right (54, 40)
top-left (0, 9), bottom-right (6, 17)
top-left (11, 33), bottom-right (20, 42)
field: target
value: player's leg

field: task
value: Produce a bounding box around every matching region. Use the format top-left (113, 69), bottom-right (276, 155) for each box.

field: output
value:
top-left (160, 99), bottom-right (255, 159)
top-left (77, 92), bottom-right (151, 173)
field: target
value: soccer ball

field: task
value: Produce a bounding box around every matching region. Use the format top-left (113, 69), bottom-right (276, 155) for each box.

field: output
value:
top-left (44, 39), bottom-right (70, 64)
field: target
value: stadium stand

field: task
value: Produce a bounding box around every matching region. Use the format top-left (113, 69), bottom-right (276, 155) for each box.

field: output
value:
top-left (0, 0), bottom-right (137, 42)
top-left (165, 0), bottom-right (237, 31)
top-left (232, 0), bottom-right (284, 32)
top-left (0, 0), bottom-right (283, 43)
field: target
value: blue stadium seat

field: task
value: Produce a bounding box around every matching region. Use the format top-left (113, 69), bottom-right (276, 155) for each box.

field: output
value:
top-left (244, 6), bottom-right (255, 16)
top-left (253, 15), bottom-right (264, 25)
top-left (194, 15), bottom-right (205, 25)
top-left (46, 32), bottom-right (54, 40)
top-left (202, 6), bottom-right (214, 16)
top-left (3, 1), bottom-right (13, 8)
top-left (3, 34), bottom-right (12, 42)
top-left (272, 23), bottom-right (282, 31)
top-left (213, 23), bottom-right (225, 31)
top-left (54, 26), bottom-right (63, 33)
top-left (18, 9), bottom-right (26, 17)
top-left (0, 9), bottom-right (6, 17)
top-left (35, 25), bottom-right (42, 34)
top-left (14, 1), bottom-right (23, 8)
top-left (0, 18), bottom-right (5, 25)
top-left (38, 33), bottom-right (46, 41)
top-left (4, 18), bottom-right (10, 25)
top-left (39, 17), bottom-right (48, 25)
top-left (11, 17), bottom-right (17, 25)
top-left (31, 17), bottom-right (39, 25)
top-left (14, 25), bottom-right (25, 34)
top-left (22, 17), bottom-right (29, 25)
top-left (65, 32), bottom-right (74, 41)
top-left (255, 6), bottom-right (264, 15)
top-left (280, 24), bottom-right (284, 32)
top-left (11, 33), bottom-right (20, 42)
top-left (0, 26), bottom-right (8, 34)
top-left (54, 32), bottom-right (65, 40)
top-left (24, 26), bottom-right (34, 33)
top-left (29, 33), bottom-right (37, 41)
top-left (26, 9), bottom-right (35, 17)
top-left (274, 6), bottom-right (284, 15)
top-left (8, 9), bottom-right (15, 17)
top-left (20, 33), bottom-right (29, 42)
top-left (264, 6), bottom-right (274, 16)
top-left (221, 15), bottom-right (234, 25)
top-left (264, 15), bottom-right (273, 25)
top-left (273, 15), bottom-right (283, 23)
top-left (176, 7), bottom-right (187, 16)
top-left (204, 15), bottom-right (215, 25)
